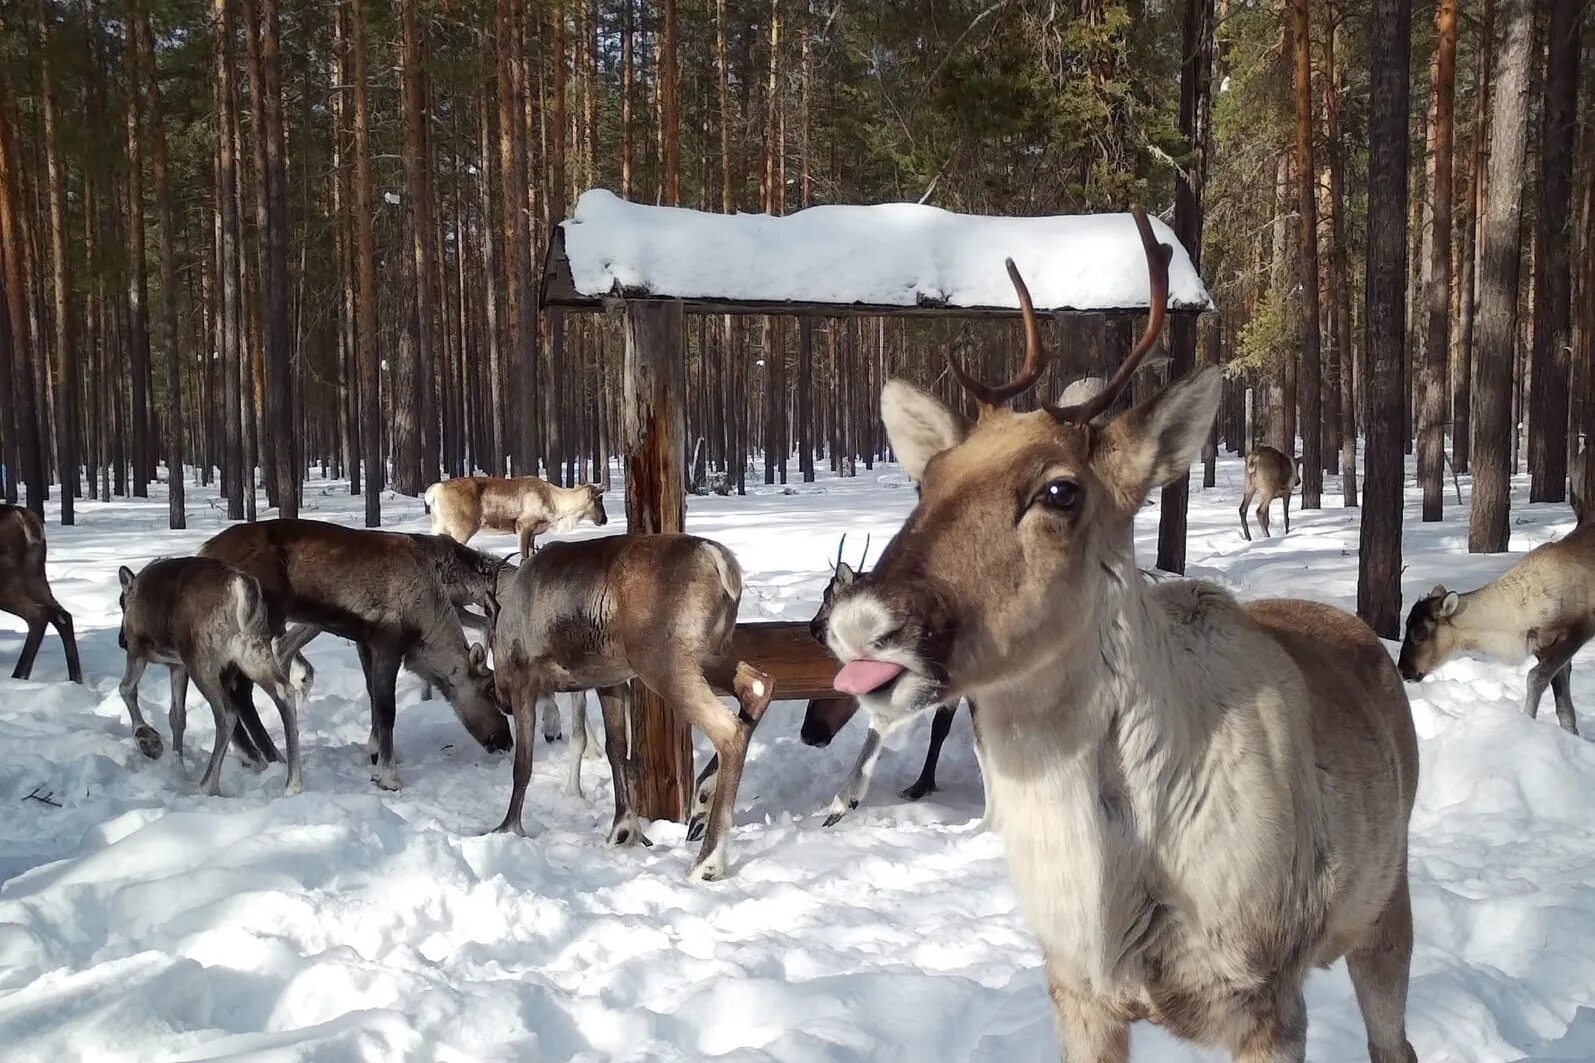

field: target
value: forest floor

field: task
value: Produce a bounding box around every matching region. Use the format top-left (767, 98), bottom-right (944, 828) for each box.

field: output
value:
top-left (1, 454), bottom-right (1593, 1062)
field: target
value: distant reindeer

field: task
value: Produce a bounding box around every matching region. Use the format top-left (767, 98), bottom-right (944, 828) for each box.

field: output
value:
top-left (820, 208), bottom-right (1418, 1060)
top-left (801, 537), bottom-right (990, 826)
top-left (424, 476), bottom-right (609, 558)
top-left (202, 519), bottom-right (510, 790)
top-left (488, 534), bottom-right (773, 881)
top-left (1400, 521), bottom-right (1595, 736)
top-left (0, 504), bottom-right (81, 683)
top-left (117, 557), bottom-right (303, 795)
top-left (1239, 444), bottom-right (1299, 540)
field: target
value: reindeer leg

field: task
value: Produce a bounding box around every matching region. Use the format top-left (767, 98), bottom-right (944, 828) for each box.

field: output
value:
top-left (902, 703), bottom-right (956, 801)
top-left (1047, 964), bottom-right (1130, 1063)
top-left (659, 658), bottom-right (772, 882)
top-left (53, 609), bottom-right (81, 684)
top-left (11, 617), bottom-right (46, 680)
top-left (189, 670), bottom-right (238, 797)
top-left (228, 671), bottom-right (281, 766)
top-left (248, 652), bottom-right (303, 795)
top-left (118, 653), bottom-right (163, 759)
top-left (356, 641), bottom-right (379, 763)
top-left (969, 700), bottom-right (998, 831)
top-left (540, 692), bottom-right (563, 742)
top-left (516, 519), bottom-right (534, 560)
top-left (1239, 488), bottom-right (1255, 541)
top-left (1550, 664), bottom-right (1580, 736)
top-left (687, 754), bottom-right (719, 843)
top-left (1346, 863), bottom-right (1418, 1063)
top-left (1282, 488), bottom-right (1293, 535)
top-left (168, 667), bottom-right (190, 773)
top-left (1233, 984), bottom-right (1308, 1063)
top-left (563, 691), bottom-right (588, 797)
top-left (825, 723), bottom-right (885, 826)
top-left (366, 644), bottom-right (403, 790)
top-left (489, 681), bottom-right (540, 835)
top-left (1257, 493), bottom-right (1274, 538)
top-left (597, 685), bottom-right (648, 846)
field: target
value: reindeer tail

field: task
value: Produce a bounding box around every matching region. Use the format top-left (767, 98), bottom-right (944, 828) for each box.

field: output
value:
top-left (423, 482), bottom-right (440, 515)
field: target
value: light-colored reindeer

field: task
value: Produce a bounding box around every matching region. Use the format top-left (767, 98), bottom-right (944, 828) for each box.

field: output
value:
top-left (425, 476), bottom-right (609, 559)
top-left (820, 208), bottom-right (1419, 1062)
top-left (1400, 520), bottom-right (1595, 736)
top-left (1239, 445), bottom-right (1299, 540)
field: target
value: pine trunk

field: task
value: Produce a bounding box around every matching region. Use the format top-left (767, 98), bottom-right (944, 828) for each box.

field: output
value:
top-left (1290, 0), bottom-right (1323, 508)
top-left (37, 0), bottom-right (76, 520)
top-left (1419, 0), bottom-right (1458, 520)
top-left (352, 0), bottom-right (381, 525)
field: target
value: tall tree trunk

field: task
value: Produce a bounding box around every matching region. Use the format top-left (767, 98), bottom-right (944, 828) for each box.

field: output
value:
top-left (1290, 0), bottom-right (1323, 508)
top-left (260, 0), bottom-right (293, 514)
top-left (1526, 0), bottom-right (1583, 501)
top-left (0, 66), bottom-right (45, 514)
top-left (352, 0), bottom-right (381, 525)
top-left (37, 0), bottom-right (75, 520)
top-left (1158, 0), bottom-right (1214, 572)
top-left (621, 0), bottom-right (634, 198)
top-left (133, 0), bottom-right (185, 525)
top-left (1419, 0), bottom-right (1458, 520)
top-left (662, 0), bottom-right (679, 205)
top-left (1358, 0), bottom-right (1412, 638)
top-left (124, 16), bottom-right (152, 497)
top-left (1469, 0), bottom-right (1534, 553)
top-left (1454, 0), bottom-right (1492, 475)
top-left (1326, 17), bottom-right (1357, 506)
top-left (401, 0), bottom-right (440, 497)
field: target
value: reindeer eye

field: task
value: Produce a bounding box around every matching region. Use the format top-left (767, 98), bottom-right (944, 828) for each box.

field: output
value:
top-left (1037, 479), bottom-right (1081, 513)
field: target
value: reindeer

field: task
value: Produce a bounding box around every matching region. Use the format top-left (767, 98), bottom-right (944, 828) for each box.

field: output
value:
top-left (1239, 445), bottom-right (1299, 540)
top-left (0, 504), bottom-right (81, 683)
top-left (117, 557), bottom-right (303, 795)
top-left (800, 536), bottom-right (990, 826)
top-left (487, 534), bottom-right (773, 881)
top-left (1399, 521), bottom-right (1595, 736)
top-left (820, 208), bottom-right (1418, 1062)
top-left (201, 520), bottom-right (510, 790)
top-left (424, 475), bottom-right (609, 559)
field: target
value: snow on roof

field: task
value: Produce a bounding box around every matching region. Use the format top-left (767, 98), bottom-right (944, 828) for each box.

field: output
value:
top-left (556, 188), bottom-right (1212, 314)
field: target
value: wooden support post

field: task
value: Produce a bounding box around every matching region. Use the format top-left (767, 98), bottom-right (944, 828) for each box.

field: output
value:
top-left (622, 299), bottom-right (693, 821)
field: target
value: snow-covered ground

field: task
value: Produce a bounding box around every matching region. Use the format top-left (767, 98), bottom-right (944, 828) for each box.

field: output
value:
top-left (2, 455), bottom-right (1593, 1062)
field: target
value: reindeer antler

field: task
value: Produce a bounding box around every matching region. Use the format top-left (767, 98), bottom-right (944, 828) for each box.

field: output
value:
top-left (949, 259), bottom-right (1049, 411)
top-left (1053, 205), bottom-right (1172, 425)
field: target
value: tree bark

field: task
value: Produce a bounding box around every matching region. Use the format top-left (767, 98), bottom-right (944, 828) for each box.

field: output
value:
top-left (37, 0), bottom-right (76, 520)
top-left (1469, 0), bottom-right (1534, 553)
top-left (1290, 0), bottom-right (1323, 508)
top-left (1526, 0), bottom-right (1582, 502)
top-left (1358, 0), bottom-right (1412, 638)
top-left (352, 0), bottom-right (382, 526)
top-left (123, 14), bottom-right (152, 497)
top-left (1325, 16), bottom-right (1357, 507)
top-left (1454, 0), bottom-right (1492, 476)
top-left (401, 0), bottom-right (440, 497)
top-left (0, 63), bottom-right (45, 514)
top-left (1418, 0), bottom-right (1458, 520)
top-left (662, 0), bottom-right (680, 205)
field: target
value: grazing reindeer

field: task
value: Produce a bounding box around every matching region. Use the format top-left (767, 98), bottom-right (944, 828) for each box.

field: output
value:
top-left (821, 208), bottom-right (1418, 1062)
top-left (425, 476), bottom-right (609, 558)
top-left (0, 504), bottom-right (81, 683)
top-left (202, 519), bottom-right (510, 790)
top-left (1239, 445), bottom-right (1299, 540)
top-left (800, 538), bottom-right (990, 826)
top-left (407, 531), bottom-right (591, 757)
top-left (117, 558), bottom-right (303, 795)
top-left (488, 534), bottom-right (773, 881)
top-left (1399, 521), bottom-right (1595, 736)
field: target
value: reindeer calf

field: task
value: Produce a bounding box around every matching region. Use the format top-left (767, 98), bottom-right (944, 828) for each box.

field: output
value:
top-left (117, 557), bottom-right (302, 795)
top-left (0, 505), bottom-right (81, 683)
top-left (1239, 444), bottom-right (1299, 540)
top-left (425, 476), bottom-right (609, 559)
top-left (1401, 520), bottom-right (1595, 735)
top-left (488, 534), bottom-right (773, 881)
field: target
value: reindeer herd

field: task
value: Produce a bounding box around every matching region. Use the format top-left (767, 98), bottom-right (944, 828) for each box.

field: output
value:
top-left (7, 210), bottom-right (1595, 1061)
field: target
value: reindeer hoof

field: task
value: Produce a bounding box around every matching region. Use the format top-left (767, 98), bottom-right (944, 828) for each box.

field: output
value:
top-left (134, 726), bottom-right (163, 760)
top-left (607, 822), bottom-right (651, 848)
top-left (689, 857), bottom-right (725, 882)
top-left (488, 818), bottom-right (526, 837)
top-left (901, 780), bottom-right (935, 801)
top-left (823, 811), bottom-right (847, 828)
top-left (371, 768), bottom-right (401, 791)
top-left (543, 731), bottom-right (562, 744)
top-left (284, 778), bottom-right (304, 796)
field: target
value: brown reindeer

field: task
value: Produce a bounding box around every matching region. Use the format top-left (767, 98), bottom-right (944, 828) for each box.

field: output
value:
top-left (1400, 520), bottom-right (1595, 736)
top-left (487, 534), bottom-right (773, 881)
top-left (819, 208), bottom-right (1418, 1062)
top-left (0, 504), bottom-right (81, 683)
top-left (201, 519), bottom-right (510, 790)
top-left (1239, 445), bottom-right (1299, 540)
top-left (425, 476), bottom-right (609, 558)
top-left (117, 557), bottom-right (303, 795)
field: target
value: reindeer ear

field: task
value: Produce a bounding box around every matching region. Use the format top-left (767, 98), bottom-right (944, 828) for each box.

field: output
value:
top-left (1429, 583), bottom-right (1448, 599)
top-left (1093, 368), bottom-right (1222, 505)
top-left (1437, 592), bottom-right (1460, 619)
top-left (118, 566), bottom-right (136, 591)
top-left (834, 561), bottom-right (855, 587)
top-left (881, 380), bottom-right (967, 482)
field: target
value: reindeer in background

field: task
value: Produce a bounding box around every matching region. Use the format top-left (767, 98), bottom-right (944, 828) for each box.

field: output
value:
top-left (819, 209), bottom-right (1418, 1062)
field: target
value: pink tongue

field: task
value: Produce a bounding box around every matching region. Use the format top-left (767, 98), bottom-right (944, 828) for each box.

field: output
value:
top-left (834, 659), bottom-right (906, 696)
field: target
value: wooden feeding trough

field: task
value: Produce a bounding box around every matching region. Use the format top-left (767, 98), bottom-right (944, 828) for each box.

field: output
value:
top-left (541, 189), bottom-right (1211, 822)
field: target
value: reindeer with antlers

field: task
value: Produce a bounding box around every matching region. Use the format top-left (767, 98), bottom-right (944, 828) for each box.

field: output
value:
top-left (819, 209), bottom-right (1418, 1062)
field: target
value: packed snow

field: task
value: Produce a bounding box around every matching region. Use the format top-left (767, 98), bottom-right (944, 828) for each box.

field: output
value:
top-left (3, 453), bottom-right (1595, 1062)
top-left (561, 189), bottom-right (1213, 313)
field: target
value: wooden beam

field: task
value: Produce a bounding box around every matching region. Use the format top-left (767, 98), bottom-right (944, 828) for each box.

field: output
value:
top-left (726, 620), bottom-right (839, 700)
top-left (621, 299), bottom-right (693, 821)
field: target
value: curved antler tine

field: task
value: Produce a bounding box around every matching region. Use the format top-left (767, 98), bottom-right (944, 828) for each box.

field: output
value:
top-left (833, 533), bottom-right (847, 570)
top-left (1070, 205), bottom-right (1171, 425)
top-left (859, 533), bottom-right (871, 571)
top-left (948, 257), bottom-right (1051, 411)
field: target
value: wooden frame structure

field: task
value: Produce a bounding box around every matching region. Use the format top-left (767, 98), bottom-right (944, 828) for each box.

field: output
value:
top-left (541, 199), bottom-right (1209, 823)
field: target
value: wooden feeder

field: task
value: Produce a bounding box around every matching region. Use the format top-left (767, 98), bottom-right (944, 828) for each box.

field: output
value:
top-left (541, 190), bottom-right (1211, 822)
